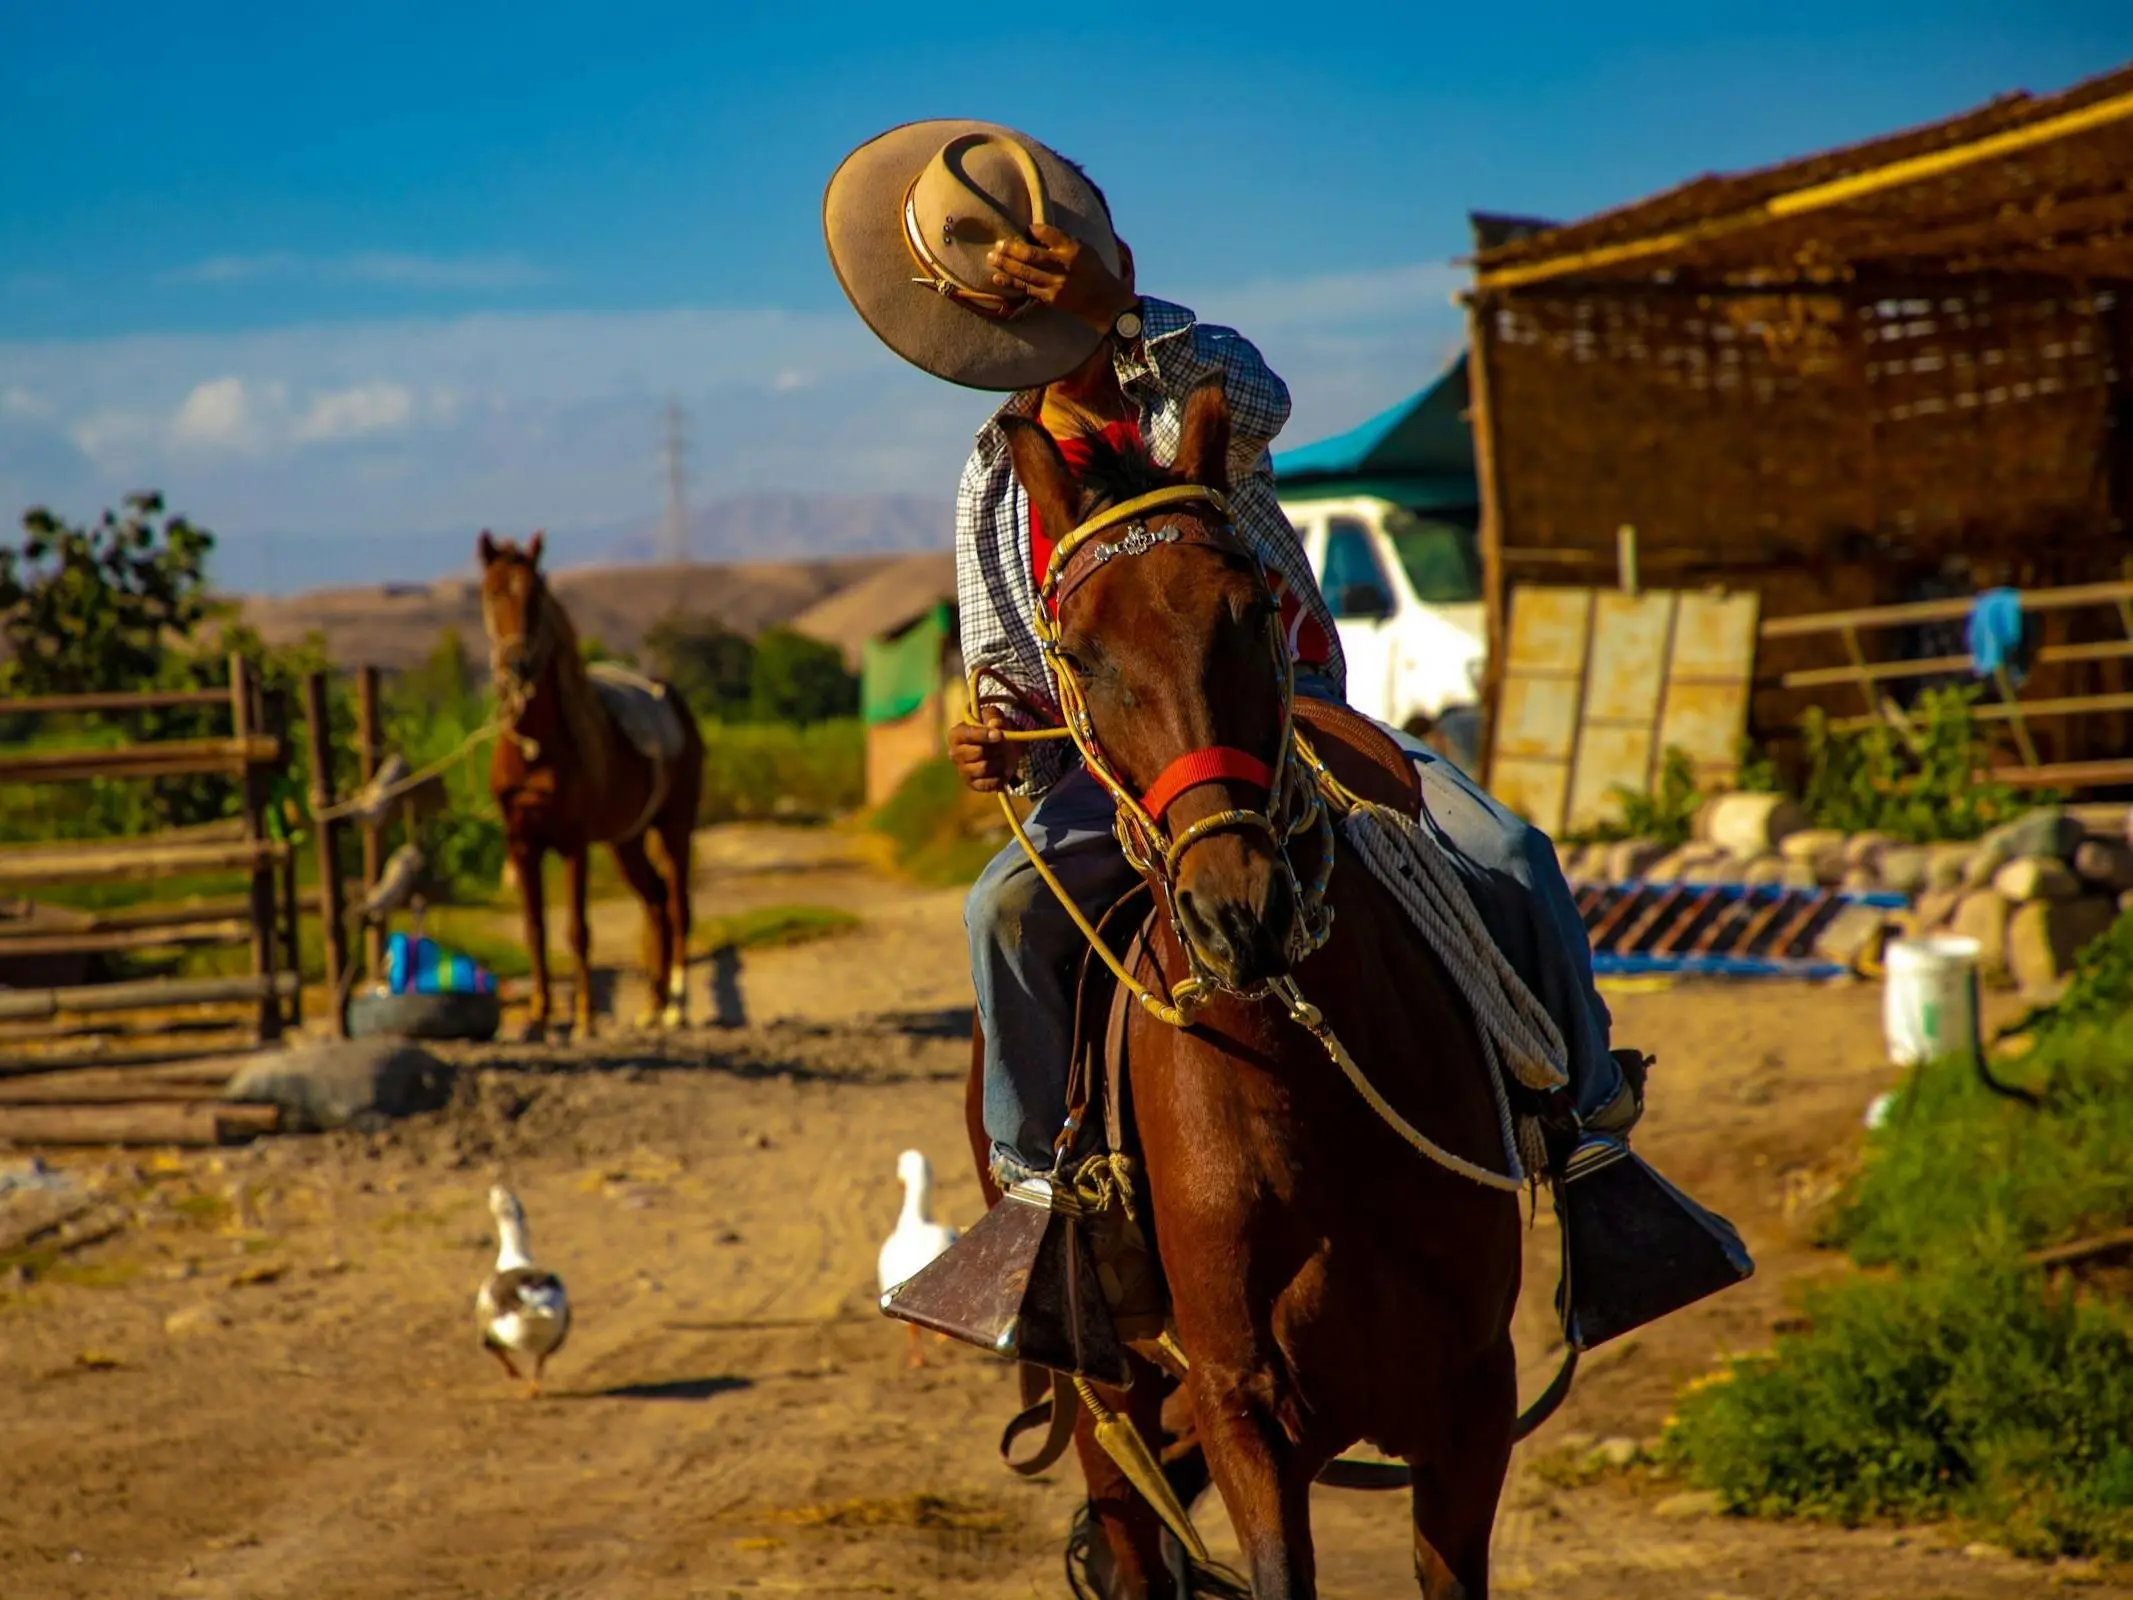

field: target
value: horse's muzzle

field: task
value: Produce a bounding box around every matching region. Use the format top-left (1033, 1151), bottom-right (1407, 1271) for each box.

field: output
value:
top-left (1175, 859), bottom-right (1296, 990)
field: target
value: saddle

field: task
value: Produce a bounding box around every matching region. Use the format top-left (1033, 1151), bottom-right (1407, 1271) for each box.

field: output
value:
top-left (587, 662), bottom-right (688, 765)
top-left (586, 662), bottom-right (687, 837)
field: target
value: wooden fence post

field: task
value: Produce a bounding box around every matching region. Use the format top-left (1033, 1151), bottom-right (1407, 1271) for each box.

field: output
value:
top-left (229, 655), bottom-right (283, 1045)
top-left (356, 665), bottom-right (384, 981)
top-left (302, 672), bottom-right (351, 1038)
top-left (267, 686), bottom-right (303, 1032)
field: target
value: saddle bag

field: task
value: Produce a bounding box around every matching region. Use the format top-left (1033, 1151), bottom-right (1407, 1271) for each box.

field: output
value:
top-left (1556, 1134), bottom-right (1755, 1350)
top-left (881, 1175), bottom-right (1134, 1387)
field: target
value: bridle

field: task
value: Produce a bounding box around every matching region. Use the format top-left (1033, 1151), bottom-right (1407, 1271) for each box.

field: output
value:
top-left (983, 483), bottom-right (1338, 1026)
top-left (483, 576), bottom-right (555, 759)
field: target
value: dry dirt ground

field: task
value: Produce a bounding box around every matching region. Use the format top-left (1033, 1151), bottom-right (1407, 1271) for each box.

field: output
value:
top-left (1, 825), bottom-right (2127, 1600)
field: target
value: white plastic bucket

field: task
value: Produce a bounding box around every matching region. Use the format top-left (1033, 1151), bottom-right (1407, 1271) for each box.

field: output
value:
top-left (1882, 936), bottom-right (1981, 1067)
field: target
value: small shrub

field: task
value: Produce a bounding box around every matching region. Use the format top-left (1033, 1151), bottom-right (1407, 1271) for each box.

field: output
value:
top-left (1666, 1263), bottom-right (2133, 1557)
top-left (871, 758), bottom-right (1005, 886)
top-left (697, 719), bottom-right (864, 824)
top-left (1796, 687), bottom-right (2041, 842)
top-left (1563, 745), bottom-right (1702, 848)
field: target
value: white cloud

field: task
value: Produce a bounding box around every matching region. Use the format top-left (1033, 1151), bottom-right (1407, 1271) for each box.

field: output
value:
top-left (165, 252), bottom-right (550, 291)
top-left (292, 381), bottom-right (415, 443)
top-left (170, 376), bottom-right (259, 451)
top-left (2, 385), bottom-right (50, 419)
top-left (0, 258), bottom-right (1462, 555)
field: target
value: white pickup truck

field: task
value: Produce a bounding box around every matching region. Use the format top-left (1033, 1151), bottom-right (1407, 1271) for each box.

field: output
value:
top-left (1282, 492), bottom-right (1486, 770)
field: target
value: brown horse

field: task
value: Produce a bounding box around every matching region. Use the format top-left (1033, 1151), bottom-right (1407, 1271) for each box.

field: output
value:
top-left (963, 383), bottom-right (1524, 1599)
top-left (476, 532), bottom-right (705, 1037)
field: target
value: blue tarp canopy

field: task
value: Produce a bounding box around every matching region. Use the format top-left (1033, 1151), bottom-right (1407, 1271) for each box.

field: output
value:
top-left (1273, 352), bottom-right (1477, 512)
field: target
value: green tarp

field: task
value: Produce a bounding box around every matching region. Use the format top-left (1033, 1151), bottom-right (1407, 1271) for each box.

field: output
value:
top-left (863, 602), bottom-right (952, 725)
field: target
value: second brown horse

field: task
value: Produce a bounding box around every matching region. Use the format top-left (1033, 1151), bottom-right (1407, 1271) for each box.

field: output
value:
top-left (965, 382), bottom-right (1524, 1599)
top-left (477, 532), bottom-right (704, 1037)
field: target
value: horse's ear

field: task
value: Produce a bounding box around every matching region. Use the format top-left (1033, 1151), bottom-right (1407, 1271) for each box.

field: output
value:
top-left (1175, 377), bottom-right (1232, 493)
top-left (999, 415), bottom-right (1079, 551)
top-left (477, 531), bottom-right (498, 566)
top-left (527, 531), bottom-right (545, 568)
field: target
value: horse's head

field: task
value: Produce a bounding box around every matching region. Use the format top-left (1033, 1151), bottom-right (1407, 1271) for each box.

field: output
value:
top-left (999, 379), bottom-right (1299, 991)
top-left (476, 530), bottom-right (551, 699)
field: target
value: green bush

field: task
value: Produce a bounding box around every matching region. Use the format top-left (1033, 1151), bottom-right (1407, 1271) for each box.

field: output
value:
top-left (1666, 908), bottom-right (2133, 1558)
top-left (1795, 687), bottom-right (2042, 842)
top-left (696, 719), bottom-right (863, 824)
top-left (1833, 935), bottom-right (2133, 1272)
top-left (1666, 1263), bottom-right (2133, 1556)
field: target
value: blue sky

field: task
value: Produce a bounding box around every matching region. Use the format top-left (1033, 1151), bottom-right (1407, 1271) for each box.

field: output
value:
top-left (2, 2), bottom-right (2129, 586)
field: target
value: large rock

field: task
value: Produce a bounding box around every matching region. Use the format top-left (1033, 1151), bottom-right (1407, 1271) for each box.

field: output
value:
top-left (1705, 794), bottom-right (1808, 861)
top-left (1993, 856), bottom-right (2081, 905)
top-left (2073, 838), bottom-right (2133, 894)
top-left (1973, 809), bottom-right (2086, 879)
top-left (224, 1041), bottom-right (454, 1132)
top-left (1913, 887), bottom-right (1963, 933)
top-left (1926, 843), bottom-right (1977, 892)
top-left (2007, 897), bottom-right (2119, 1001)
top-left (1742, 854), bottom-right (1787, 886)
top-left (1813, 902), bottom-right (1889, 968)
top-left (1779, 828), bottom-right (1848, 868)
top-left (1950, 889), bottom-right (2014, 986)
top-left (1878, 845), bottom-right (1930, 896)
top-left (1843, 830), bottom-right (1893, 871)
top-left (1605, 838), bottom-right (1669, 883)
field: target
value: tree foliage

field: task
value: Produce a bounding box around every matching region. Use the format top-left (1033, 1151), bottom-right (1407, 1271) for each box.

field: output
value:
top-left (643, 614), bottom-right (857, 726)
top-left (0, 494), bottom-right (215, 696)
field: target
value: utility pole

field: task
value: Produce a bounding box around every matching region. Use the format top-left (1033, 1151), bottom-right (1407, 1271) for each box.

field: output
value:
top-left (663, 398), bottom-right (689, 565)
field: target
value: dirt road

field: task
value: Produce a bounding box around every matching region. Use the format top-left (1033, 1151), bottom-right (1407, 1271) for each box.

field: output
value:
top-left (0, 826), bottom-right (2122, 1598)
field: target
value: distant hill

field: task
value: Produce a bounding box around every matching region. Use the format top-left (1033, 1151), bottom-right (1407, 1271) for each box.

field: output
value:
top-left (237, 550), bottom-right (958, 674)
top-left (209, 492), bottom-right (952, 596)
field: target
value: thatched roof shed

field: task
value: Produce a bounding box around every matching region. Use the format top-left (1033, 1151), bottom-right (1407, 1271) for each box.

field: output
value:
top-left (1465, 64), bottom-right (2133, 771)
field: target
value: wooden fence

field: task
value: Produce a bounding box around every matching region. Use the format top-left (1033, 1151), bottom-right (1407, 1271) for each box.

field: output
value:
top-left (0, 656), bottom-right (304, 1058)
top-left (1759, 579), bottom-right (2133, 789)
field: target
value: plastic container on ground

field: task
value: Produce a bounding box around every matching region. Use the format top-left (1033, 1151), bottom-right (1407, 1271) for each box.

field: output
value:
top-left (1882, 935), bottom-right (1982, 1066)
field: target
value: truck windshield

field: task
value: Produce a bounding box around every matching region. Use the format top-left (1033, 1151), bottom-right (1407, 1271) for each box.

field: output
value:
top-left (1383, 509), bottom-right (1482, 604)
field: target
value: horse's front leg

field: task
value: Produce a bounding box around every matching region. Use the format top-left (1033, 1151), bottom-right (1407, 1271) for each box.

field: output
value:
top-left (1189, 1358), bottom-right (1318, 1598)
top-left (512, 841), bottom-right (551, 1041)
top-left (565, 844), bottom-right (594, 1038)
top-left (1407, 1337), bottom-right (1515, 1599)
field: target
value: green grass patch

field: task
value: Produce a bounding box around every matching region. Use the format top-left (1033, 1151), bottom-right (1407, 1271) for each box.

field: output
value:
top-left (870, 758), bottom-right (1006, 887)
top-left (1666, 1264), bottom-right (2133, 1557)
top-left (691, 903), bottom-right (858, 958)
top-left (1665, 909), bottom-right (2133, 1559)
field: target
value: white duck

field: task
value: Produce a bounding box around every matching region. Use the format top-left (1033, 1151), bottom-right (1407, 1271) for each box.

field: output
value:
top-left (476, 1186), bottom-right (571, 1397)
top-left (877, 1149), bottom-right (958, 1368)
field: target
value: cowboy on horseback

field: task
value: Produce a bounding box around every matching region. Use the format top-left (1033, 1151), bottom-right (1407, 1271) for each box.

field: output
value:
top-left (828, 121), bottom-right (1642, 1192)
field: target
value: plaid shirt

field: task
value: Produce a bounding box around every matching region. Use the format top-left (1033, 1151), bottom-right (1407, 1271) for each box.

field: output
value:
top-left (954, 296), bottom-right (1345, 796)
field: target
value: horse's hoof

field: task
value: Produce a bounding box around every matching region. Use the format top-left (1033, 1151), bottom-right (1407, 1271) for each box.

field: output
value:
top-left (520, 1020), bottom-right (549, 1044)
top-left (661, 1002), bottom-right (687, 1031)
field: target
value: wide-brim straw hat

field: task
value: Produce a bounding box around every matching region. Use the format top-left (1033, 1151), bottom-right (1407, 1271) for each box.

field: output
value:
top-left (824, 119), bottom-right (1122, 393)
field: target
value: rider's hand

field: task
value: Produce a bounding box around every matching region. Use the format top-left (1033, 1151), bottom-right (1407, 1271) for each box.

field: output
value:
top-left (988, 224), bottom-right (1136, 333)
top-left (950, 711), bottom-right (1023, 794)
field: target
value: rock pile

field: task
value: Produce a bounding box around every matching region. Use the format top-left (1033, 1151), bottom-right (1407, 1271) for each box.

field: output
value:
top-left (1557, 801), bottom-right (2130, 999)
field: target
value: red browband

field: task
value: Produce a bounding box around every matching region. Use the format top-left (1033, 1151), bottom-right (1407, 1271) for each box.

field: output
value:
top-left (1140, 746), bottom-right (1273, 820)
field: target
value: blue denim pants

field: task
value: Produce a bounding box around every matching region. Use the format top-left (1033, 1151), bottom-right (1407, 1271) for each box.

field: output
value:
top-left (966, 682), bottom-right (1623, 1182)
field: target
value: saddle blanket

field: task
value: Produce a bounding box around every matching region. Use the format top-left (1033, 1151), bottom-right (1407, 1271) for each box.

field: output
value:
top-left (587, 662), bottom-right (688, 766)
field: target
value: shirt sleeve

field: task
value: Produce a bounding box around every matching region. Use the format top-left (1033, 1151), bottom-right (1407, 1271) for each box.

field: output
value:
top-left (1117, 296), bottom-right (1293, 461)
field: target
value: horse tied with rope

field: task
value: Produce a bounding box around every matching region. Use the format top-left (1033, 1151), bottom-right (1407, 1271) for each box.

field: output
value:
top-left (476, 532), bottom-right (705, 1038)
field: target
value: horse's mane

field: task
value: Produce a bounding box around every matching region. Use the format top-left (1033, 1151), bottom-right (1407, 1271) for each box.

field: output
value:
top-left (525, 572), bottom-right (611, 790)
top-left (1067, 427), bottom-right (1177, 517)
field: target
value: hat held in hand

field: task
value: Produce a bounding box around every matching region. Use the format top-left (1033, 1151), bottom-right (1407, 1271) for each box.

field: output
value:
top-left (825, 120), bottom-right (1120, 392)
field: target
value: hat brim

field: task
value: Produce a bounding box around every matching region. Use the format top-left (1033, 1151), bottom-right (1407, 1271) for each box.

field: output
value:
top-left (825, 119), bottom-right (1120, 393)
